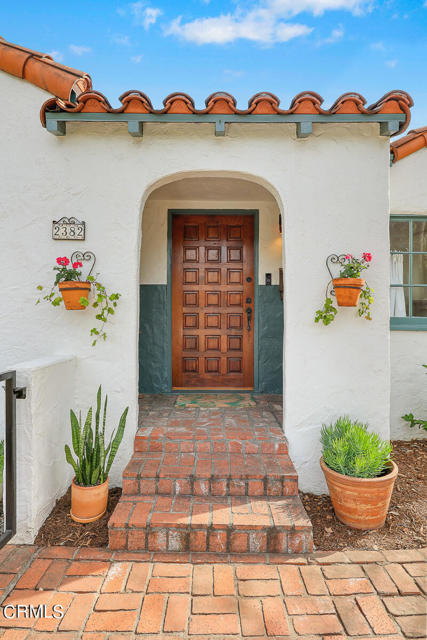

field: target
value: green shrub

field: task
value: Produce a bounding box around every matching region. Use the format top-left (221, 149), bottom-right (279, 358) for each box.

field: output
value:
top-left (65, 386), bottom-right (128, 486)
top-left (321, 416), bottom-right (392, 478)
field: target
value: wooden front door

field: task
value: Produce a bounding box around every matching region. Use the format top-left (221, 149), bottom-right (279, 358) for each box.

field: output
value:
top-left (172, 214), bottom-right (255, 389)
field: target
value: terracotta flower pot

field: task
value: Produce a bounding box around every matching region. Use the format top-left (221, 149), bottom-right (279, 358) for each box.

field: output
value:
top-left (320, 457), bottom-right (398, 530)
top-left (70, 477), bottom-right (109, 523)
top-left (58, 281), bottom-right (91, 310)
top-left (332, 278), bottom-right (365, 306)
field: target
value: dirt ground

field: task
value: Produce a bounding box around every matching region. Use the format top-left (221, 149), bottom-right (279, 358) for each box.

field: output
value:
top-left (35, 487), bottom-right (121, 547)
top-left (36, 440), bottom-right (426, 550)
top-left (301, 439), bottom-right (427, 551)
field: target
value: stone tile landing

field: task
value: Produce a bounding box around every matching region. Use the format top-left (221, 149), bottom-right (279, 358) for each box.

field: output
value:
top-left (108, 395), bottom-right (313, 554)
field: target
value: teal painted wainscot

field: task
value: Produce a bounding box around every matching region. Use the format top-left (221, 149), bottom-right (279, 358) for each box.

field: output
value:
top-left (139, 284), bottom-right (283, 393)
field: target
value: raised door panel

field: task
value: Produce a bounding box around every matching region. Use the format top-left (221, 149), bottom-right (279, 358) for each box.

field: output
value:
top-left (172, 214), bottom-right (254, 389)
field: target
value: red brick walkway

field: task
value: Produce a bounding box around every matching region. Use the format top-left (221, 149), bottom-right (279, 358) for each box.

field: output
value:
top-left (0, 545), bottom-right (425, 638)
top-left (109, 394), bottom-right (312, 553)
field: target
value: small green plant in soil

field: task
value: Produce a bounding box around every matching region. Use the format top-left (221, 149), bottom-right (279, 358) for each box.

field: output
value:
top-left (321, 416), bottom-right (392, 478)
top-left (65, 386), bottom-right (128, 486)
top-left (402, 364), bottom-right (427, 432)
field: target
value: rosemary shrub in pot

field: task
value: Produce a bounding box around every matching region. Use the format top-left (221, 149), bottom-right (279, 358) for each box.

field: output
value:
top-left (320, 417), bottom-right (398, 530)
top-left (65, 386), bottom-right (128, 523)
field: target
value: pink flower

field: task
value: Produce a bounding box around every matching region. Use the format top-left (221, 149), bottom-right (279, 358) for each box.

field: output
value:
top-left (345, 254), bottom-right (352, 260)
top-left (363, 252), bottom-right (372, 262)
top-left (72, 261), bottom-right (83, 269)
top-left (57, 257), bottom-right (69, 266)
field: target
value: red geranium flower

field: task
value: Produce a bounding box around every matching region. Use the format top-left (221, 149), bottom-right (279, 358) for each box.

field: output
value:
top-left (57, 256), bottom-right (70, 266)
top-left (72, 261), bottom-right (83, 269)
top-left (363, 252), bottom-right (372, 262)
top-left (345, 254), bottom-right (352, 260)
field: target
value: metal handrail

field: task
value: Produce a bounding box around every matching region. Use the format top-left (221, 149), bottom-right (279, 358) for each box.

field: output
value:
top-left (0, 371), bottom-right (26, 548)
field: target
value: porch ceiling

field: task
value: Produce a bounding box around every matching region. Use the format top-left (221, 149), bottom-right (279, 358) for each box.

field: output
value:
top-left (148, 177), bottom-right (276, 203)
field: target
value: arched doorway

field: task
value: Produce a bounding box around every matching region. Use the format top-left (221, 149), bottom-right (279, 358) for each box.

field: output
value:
top-left (139, 174), bottom-right (283, 393)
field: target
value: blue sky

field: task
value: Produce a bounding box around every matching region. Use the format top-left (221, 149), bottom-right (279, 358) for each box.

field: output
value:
top-left (2, 1), bottom-right (427, 129)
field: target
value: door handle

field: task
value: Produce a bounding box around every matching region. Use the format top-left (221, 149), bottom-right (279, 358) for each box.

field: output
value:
top-left (245, 307), bottom-right (252, 332)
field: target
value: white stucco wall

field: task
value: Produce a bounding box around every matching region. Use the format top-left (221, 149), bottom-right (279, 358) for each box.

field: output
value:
top-left (390, 334), bottom-right (427, 439)
top-left (389, 149), bottom-right (427, 440)
top-left (1, 69), bottom-right (392, 505)
top-left (391, 148), bottom-right (427, 215)
top-left (12, 356), bottom-right (76, 543)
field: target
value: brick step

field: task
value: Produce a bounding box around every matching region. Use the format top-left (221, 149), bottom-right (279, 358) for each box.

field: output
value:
top-left (135, 424), bottom-right (288, 455)
top-left (108, 494), bottom-right (313, 554)
top-left (122, 451), bottom-right (298, 496)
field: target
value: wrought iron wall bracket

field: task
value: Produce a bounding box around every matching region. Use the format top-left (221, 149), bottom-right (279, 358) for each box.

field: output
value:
top-left (71, 251), bottom-right (96, 279)
top-left (325, 254), bottom-right (348, 298)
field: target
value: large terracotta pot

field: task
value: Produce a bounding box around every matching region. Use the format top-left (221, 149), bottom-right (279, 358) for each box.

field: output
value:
top-left (332, 277), bottom-right (364, 306)
top-left (320, 457), bottom-right (398, 530)
top-left (58, 281), bottom-right (91, 310)
top-left (70, 477), bottom-right (109, 523)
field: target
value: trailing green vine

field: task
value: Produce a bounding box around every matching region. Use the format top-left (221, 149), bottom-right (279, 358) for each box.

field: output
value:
top-left (84, 275), bottom-right (121, 346)
top-left (358, 284), bottom-right (374, 321)
top-left (314, 297), bottom-right (338, 326)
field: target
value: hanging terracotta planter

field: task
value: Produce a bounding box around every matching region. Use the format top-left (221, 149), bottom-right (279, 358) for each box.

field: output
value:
top-left (320, 457), bottom-right (398, 530)
top-left (70, 477), bottom-right (109, 523)
top-left (332, 277), bottom-right (365, 307)
top-left (58, 281), bottom-right (91, 310)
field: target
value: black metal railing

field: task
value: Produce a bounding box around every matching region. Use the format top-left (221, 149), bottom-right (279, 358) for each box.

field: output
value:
top-left (0, 371), bottom-right (26, 548)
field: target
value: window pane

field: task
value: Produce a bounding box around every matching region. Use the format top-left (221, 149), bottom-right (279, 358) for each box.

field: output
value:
top-left (390, 220), bottom-right (409, 251)
top-left (413, 220), bottom-right (427, 251)
top-left (413, 255), bottom-right (427, 284)
top-left (390, 253), bottom-right (409, 284)
top-left (413, 287), bottom-right (427, 316)
top-left (390, 286), bottom-right (408, 317)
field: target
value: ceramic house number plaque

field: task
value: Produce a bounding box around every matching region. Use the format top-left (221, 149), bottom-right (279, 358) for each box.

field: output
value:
top-left (52, 216), bottom-right (85, 240)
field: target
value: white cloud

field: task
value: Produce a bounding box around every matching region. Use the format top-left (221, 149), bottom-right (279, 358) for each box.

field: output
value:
top-left (131, 54), bottom-right (143, 63)
top-left (370, 41), bottom-right (385, 51)
top-left (267, 0), bottom-right (372, 16)
top-left (69, 44), bottom-right (91, 56)
top-left (166, 13), bottom-right (313, 45)
top-left (130, 2), bottom-right (162, 29)
top-left (224, 69), bottom-right (245, 77)
top-left (47, 50), bottom-right (64, 62)
top-left (165, 0), bottom-right (372, 45)
top-left (386, 59), bottom-right (397, 68)
top-left (317, 24), bottom-right (344, 45)
top-left (112, 34), bottom-right (131, 46)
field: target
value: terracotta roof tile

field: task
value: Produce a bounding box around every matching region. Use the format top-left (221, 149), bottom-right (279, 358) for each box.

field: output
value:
top-left (40, 88), bottom-right (413, 134)
top-left (0, 36), bottom-right (91, 101)
top-left (390, 127), bottom-right (427, 162)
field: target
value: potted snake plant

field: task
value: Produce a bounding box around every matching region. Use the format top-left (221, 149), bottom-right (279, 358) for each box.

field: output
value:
top-left (65, 386), bottom-right (128, 523)
top-left (320, 417), bottom-right (397, 530)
